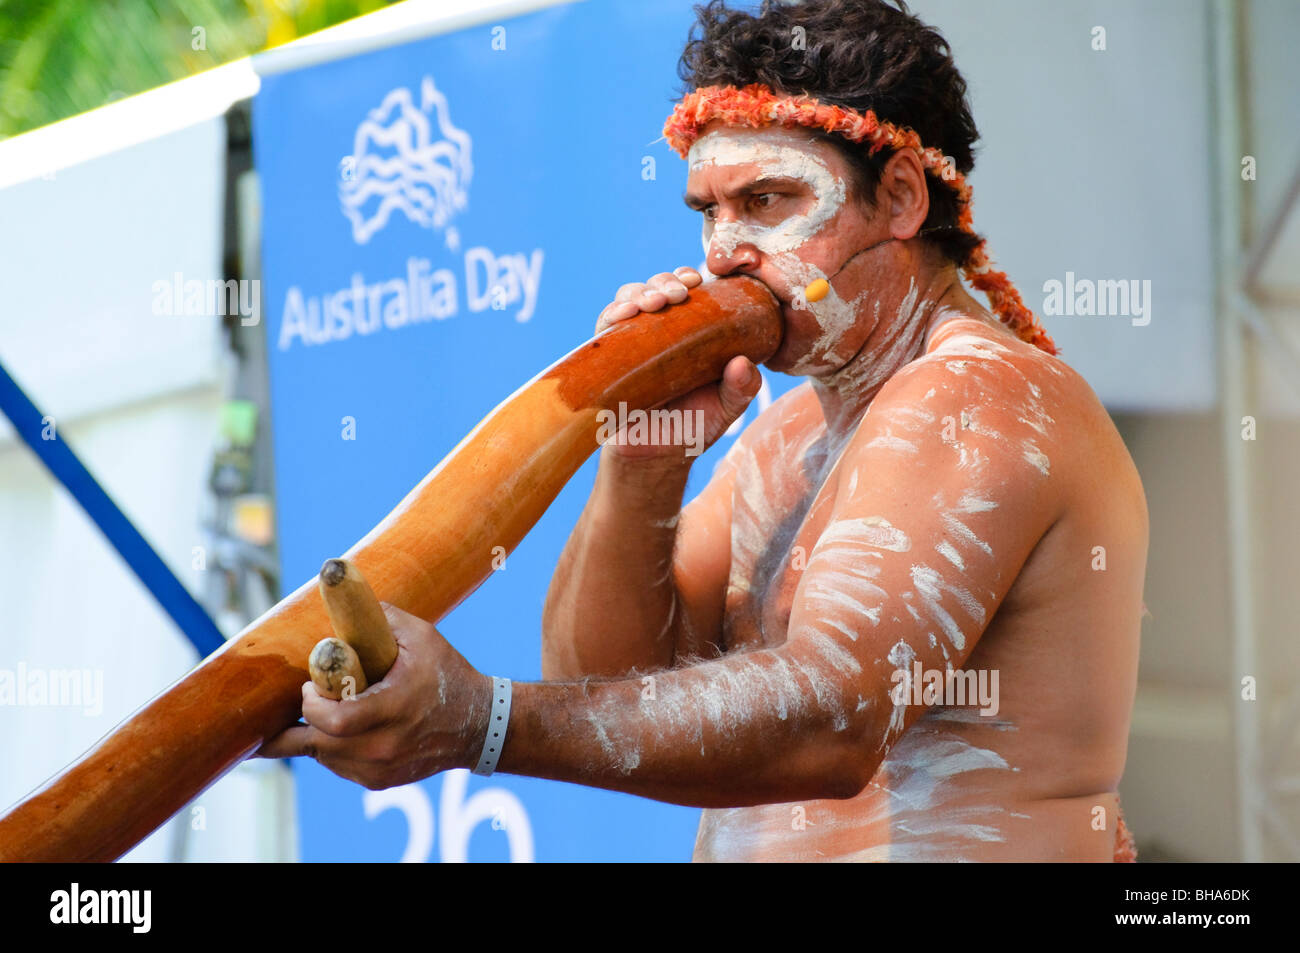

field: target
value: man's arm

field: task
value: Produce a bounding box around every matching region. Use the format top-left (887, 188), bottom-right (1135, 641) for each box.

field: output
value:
top-left (274, 341), bottom-right (1067, 803)
top-left (540, 447), bottom-right (734, 679)
top-left (542, 267), bottom-right (760, 680)
top-left (541, 377), bottom-right (808, 679)
top-left (503, 349), bottom-right (1067, 804)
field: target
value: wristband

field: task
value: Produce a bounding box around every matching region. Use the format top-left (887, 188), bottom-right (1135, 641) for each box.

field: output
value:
top-left (472, 677), bottom-right (512, 776)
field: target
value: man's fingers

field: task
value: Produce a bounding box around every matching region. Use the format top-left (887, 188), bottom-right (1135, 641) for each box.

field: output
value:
top-left (673, 266), bottom-right (703, 287)
top-left (258, 718), bottom-right (374, 761)
top-left (254, 724), bottom-right (385, 788)
top-left (645, 272), bottom-right (690, 303)
top-left (597, 268), bottom-right (698, 334)
top-left (715, 356), bottom-right (761, 424)
top-left (613, 281), bottom-right (646, 303)
top-left (596, 299), bottom-right (640, 333)
top-left (255, 723), bottom-right (313, 760)
top-left (301, 679), bottom-right (395, 737)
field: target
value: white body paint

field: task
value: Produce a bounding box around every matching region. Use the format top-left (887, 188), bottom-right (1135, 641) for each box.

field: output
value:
top-left (694, 708), bottom-right (1018, 862)
top-left (678, 131), bottom-right (1070, 862)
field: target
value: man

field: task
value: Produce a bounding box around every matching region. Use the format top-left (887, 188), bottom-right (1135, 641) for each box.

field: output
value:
top-left (262, 0), bottom-right (1146, 862)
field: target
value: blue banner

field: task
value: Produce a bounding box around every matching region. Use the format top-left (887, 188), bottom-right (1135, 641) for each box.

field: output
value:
top-left (253, 0), bottom-right (793, 861)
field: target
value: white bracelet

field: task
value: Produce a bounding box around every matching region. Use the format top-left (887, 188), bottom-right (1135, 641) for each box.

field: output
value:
top-left (472, 677), bottom-right (512, 776)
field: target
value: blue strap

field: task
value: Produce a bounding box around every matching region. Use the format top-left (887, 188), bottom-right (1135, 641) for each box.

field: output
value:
top-left (0, 360), bottom-right (225, 658)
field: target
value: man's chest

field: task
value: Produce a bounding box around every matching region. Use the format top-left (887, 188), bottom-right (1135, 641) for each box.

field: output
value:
top-left (722, 421), bottom-right (848, 652)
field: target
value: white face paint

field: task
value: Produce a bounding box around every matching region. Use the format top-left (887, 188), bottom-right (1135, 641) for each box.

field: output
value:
top-left (687, 130), bottom-right (866, 374)
top-left (688, 131), bottom-right (847, 255)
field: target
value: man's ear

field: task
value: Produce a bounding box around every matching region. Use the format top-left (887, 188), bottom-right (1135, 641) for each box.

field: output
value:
top-left (882, 149), bottom-right (930, 241)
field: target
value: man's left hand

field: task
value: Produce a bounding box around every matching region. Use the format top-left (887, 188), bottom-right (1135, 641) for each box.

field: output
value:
top-left (256, 604), bottom-right (491, 790)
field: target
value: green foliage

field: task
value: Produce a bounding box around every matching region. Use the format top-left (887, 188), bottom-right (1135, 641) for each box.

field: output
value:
top-left (0, 0), bottom-right (394, 137)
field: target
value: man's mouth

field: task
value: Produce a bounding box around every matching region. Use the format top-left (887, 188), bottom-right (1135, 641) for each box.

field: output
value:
top-left (750, 275), bottom-right (801, 311)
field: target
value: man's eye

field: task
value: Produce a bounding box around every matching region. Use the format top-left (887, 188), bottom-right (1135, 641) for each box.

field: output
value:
top-left (751, 193), bottom-right (781, 210)
top-left (701, 206), bottom-right (717, 222)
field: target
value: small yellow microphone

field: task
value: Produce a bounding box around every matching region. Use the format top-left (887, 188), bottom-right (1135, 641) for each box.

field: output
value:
top-left (803, 233), bottom-right (917, 305)
top-left (804, 278), bottom-right (830, 302)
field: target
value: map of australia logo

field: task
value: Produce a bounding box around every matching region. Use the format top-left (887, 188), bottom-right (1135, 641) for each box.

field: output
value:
top-left (276, 74), bottom-right (542, 349)
top-left (340, 76), bottom-right (472, 244)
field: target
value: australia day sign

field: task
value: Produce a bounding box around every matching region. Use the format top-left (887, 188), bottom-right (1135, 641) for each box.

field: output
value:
top-left (251, 1), bottom-right (757, 861)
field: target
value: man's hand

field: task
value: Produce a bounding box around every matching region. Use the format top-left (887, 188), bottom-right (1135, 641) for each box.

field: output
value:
top-left (594, 266), bottom-right (761, 462)
top-left (596, 264), bottom-right (705, 331)
top-left (257, 605), bottom-right (491, 790)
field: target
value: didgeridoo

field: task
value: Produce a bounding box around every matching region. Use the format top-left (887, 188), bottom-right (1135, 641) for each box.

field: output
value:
top-left (0, 276), bottom-right (781, 862)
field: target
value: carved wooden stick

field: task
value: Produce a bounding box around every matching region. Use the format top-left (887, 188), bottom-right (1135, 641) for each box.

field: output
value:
top-left (308, 637), bottom-right (367, 700)
top-left (309, 558), bottom-right (397, 698)
top-left (317, 558), bottom-right (397, 685)
top-left (0, 276), bottom-right (781, 862)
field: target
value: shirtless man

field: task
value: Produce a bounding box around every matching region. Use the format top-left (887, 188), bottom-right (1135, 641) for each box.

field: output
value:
top-left (262, 0), bottom-right (1146, 861)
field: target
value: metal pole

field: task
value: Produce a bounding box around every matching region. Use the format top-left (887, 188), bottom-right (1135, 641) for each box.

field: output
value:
top-left (1210, 0), bottom-right (1263, 862)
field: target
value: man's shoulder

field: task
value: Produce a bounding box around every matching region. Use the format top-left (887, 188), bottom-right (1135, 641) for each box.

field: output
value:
top-left (844, 316), bottom-right (1098, 503)
top-left (874, 315), bottom-right (1099, 436)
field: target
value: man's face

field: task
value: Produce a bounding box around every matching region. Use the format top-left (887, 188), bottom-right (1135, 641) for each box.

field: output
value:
top-left (684, 122), bottom-right (887, 376)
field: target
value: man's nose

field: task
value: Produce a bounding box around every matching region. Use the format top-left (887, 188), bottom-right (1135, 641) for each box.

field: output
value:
top-left (704, 222), bottom-right (762, 277)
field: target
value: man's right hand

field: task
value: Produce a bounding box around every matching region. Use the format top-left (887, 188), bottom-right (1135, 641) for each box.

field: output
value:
top-left (594, 266), bottom-right (763, 463)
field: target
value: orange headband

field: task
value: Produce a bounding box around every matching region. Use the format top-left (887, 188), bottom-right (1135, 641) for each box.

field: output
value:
top-left (663, 84), bottom-right (1057, 356)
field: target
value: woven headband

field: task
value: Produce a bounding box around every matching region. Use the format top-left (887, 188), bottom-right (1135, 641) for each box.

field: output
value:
top-left (663, 84), bottom-right (1057, 355)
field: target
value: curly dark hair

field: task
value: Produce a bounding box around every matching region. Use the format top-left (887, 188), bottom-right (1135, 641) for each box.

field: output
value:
top-left (677, 0), bottom-right (982, 266)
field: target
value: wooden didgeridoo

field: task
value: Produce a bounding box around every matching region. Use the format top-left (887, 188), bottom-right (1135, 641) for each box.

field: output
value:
top-left (0, 276), bottom-right (781, 862)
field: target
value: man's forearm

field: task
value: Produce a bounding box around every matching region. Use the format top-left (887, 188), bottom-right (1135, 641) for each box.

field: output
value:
top-left (497, 641), bottom-right (876, 806)
top-left (542, 450), bottom-right (693, 678)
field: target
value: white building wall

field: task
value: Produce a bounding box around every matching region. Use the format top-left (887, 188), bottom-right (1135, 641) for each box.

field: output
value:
top-left (0, 115), bottom-right (293, 862)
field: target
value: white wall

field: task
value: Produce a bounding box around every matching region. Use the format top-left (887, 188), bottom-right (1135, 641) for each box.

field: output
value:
top-left (913, 0), bottom-right (1300, 860)
top-left (0, 115), bottom-right (292, 861)
top-left (914, 0), bottom-right (1216, 411)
